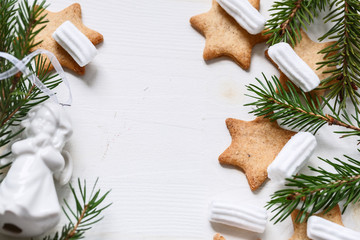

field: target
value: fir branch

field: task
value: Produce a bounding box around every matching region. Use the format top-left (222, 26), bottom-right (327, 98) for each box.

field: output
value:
top-left (0, 0), bottom-right (17, 58)
top-left (317, 0), bottom-right (360, 112)
top-left (41, 179), bottom-right (111, 240)
top-left (13, 0), bottom-right (48, 58)
top-left (266, 156), bottom-right (360, 224)
top-left (245, 74), bottom-right (360, 138)
top-left (265, 0), bottom-right (329, 46)
top-left (0, 0), bottom-right (62, 160)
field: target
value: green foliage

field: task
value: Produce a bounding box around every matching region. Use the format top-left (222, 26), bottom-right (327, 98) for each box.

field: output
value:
top-left (41, 179), bottom-right (111, 240)
top-left (262, 1), bottom-right (360, 224)
top-left (245, 74), bottom-right (360, 139)
top-left (245, 74), bottom-right (327, 133)
top-left (265, 0), bottom-right (329, 46)
top-left (317, 0), bottom-right (360, 112)
top-left (246, 74), bottom-right (360, 224)
top-left (0, 1), bottom-right (111, 239)
top-left (0, 0), bottom-right (62, 162)
top-left (265, 0), bottom-right (360, 111)
top-left (266, 156), bottom-right (360, 224)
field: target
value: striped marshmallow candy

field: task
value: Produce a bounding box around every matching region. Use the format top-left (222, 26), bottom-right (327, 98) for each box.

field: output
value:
top-left (307, 216), bottom-right (360, 240)
top-left (217, 0), bottom-right (266, 35)
top-left (209, 201), bottom-right (267, 233)
top-left (267, 132), bottom-right (317, 184)
top-left (52, 21), bottom-right (97, 67)
top-left (268, 42), bottom-right (320, 92)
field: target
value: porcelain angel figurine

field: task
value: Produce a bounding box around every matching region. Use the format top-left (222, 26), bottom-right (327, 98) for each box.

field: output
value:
top-left (0, 102), bottom-right (73, 237)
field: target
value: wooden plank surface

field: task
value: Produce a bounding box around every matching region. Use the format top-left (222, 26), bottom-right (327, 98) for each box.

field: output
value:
top-left (10, 0), bottom-right (360, 239)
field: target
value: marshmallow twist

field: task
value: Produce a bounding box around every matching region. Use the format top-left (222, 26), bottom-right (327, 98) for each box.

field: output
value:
top-left (52, 21), bottom-right (98, 67)
top-left (268, 42), bottom-right (320, 92)
top-left (307, 216), bottom-right (360, 240)
top-left (267, 132), bottom-right (317, 184)
top-left (209, 201), bottom-right (267, 233)
top-left (217, 0), bottom-right (266, 35)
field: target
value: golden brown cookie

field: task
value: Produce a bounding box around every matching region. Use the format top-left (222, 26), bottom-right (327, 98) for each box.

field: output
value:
top-left (219, 117), bottom-right (296, 191)
top-left (290, 205), bottom-right (343, 240)
top-left (190, 0), bottom-right (269, 70)
top-left (31, 3), bottom-right (103, 75)
top-left (266, 30), bottom-right (336, 100)
top-left (213, 233), bottom-right (226, 240)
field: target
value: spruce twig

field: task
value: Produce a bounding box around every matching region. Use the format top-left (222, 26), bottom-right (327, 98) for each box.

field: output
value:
top-left (317, 0), bottom-right (360, 112)
top-left (245, 74), bottom-right (360, 139)
top-left (1, 1), bottom-right (111, 238)
top-left (265, 0), bottom-right (329, 46)
top-left (41, 179), bottom-right (111, 240)
top-left (266, 156), bottom-right (360, 224)
top-left (0, 0), bottom-right (62, 161)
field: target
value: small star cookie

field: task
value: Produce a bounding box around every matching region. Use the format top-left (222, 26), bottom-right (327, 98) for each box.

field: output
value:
top-left (219, 117), bottom-right (296, 191)
top-left (290, 205), bottom-right (343, 240)
top-left (190, 0), bottom-right (269, 70)
top-left (266, 30), bottom-right (336, 100)
top-left (31, 3), bottom-right (103, 75)
top-left (213, 233), bottom-right (226, 240)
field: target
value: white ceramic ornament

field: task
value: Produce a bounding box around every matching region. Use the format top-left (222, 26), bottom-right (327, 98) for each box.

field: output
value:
top-left (217, 0), bottom-right (266, 35)
top-left (267, 132), bottom-right (317, 184)
top-left (307, 216), bottom-right (360, 240)
top-left (52, 21), bottom-right (97, 67)
top-left (209, 201), bottom-right (267, 233)
top-left (268, 42), bottom-right (320, 92)
top-left (0, 102), bottom-right (73, 238)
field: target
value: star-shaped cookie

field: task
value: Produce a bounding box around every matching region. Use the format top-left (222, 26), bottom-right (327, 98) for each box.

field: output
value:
top-left (219, 117), bottom-right (296, 191)
top-left (266, 30), bottom-right (336, 100)
top-left (213, 234), bottom-right (260, 240)
top-left (31, 3), bottom-right (103, 75)
top-left (214, 233), bottom-right (226, 240)
top-left (290, 205), bottom-right (343, 240)
top-left (190, 0), bottom-right (269, 70)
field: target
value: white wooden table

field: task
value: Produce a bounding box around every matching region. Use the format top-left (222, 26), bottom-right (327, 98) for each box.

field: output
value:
top-left (18, 0), bottom-right (360, 239)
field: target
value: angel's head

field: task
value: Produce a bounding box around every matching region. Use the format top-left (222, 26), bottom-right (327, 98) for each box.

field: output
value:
top-left (22, 102), bottom-right (72, 149)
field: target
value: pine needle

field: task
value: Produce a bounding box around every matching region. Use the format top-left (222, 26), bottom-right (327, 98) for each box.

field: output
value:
top-left (41, 178), bottom-right (111, 240)
top-left (0, 0), bottom-right (62, 162)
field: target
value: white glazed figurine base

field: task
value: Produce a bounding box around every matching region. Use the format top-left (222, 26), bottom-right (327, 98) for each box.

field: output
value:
top-left (0, 102), bottom-right (72, 238)
top-left (268, 42), bottom-right (320, 92)
top-left (267, 132), bottom-right (317, 184)
top-left (307, 216), bottom-right (360, 240)
top-left (209, 201), bottom-right (267, 233)
top-left (52, 21), bottom-right (98, 67)
top-left (217, 0), bottom-right (266, 35)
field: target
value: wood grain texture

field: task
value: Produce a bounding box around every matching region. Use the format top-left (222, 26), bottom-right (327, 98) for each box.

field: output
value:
top-left (14, 1), bottom-right (360, 240)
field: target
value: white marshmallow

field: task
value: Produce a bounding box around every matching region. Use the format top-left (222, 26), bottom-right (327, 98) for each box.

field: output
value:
top-left (307, 216), bottom-right (360, 240)
top-left (268, 42), bottom-right (320, 92)
top-left (217, 0), bottom-right (266, 35)
top-left (52, 21), bottom-right (97, 67)
top-left (267, 132), bottom-right (316, 184)
top-left (209, 201), bottom-right (267, 233)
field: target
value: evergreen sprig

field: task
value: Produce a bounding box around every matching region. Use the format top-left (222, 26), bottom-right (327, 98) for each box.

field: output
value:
top-left (266, 156), bottom-right (360, 224)
top-left (265, 0), bottom-right (329, 46)
top-left (0, 0), bottom-right (62, 162)
top-left (41, 179), bottom-right (111, 240)
top-left (0, 1), bottom-right (111, 238)
top-left (245, 74), bottom-right (360, 139)
top-left (317, 0), bottom-right (360, 111)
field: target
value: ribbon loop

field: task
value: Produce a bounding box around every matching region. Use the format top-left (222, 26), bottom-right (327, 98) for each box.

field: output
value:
top-left (0, 49), bottom-right (72, 106)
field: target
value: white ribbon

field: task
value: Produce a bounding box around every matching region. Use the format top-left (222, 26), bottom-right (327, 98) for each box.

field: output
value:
top-left (0, 49), bottom-right (72, 106)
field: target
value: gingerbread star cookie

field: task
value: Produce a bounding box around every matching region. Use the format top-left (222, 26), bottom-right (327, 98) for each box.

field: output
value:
top-left (214, 233), bottom-right (226, 240)
top-left (219, 117), bottom-right (296, 191)
top-left (190, 0), bottom-right (269, 70)
top-left (266, 30), bottom-right (336, 100)
top-left (31, 3), bottom-right (103, 75)
top-left (290, 205), bottom-right (343, 240)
